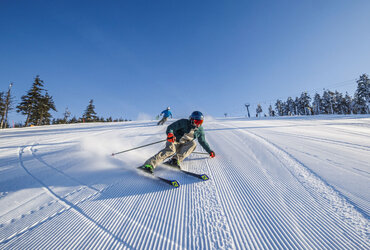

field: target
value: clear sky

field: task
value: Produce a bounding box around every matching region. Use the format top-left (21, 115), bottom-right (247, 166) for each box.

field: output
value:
top-left (1, 0), bottom-right (370, 123)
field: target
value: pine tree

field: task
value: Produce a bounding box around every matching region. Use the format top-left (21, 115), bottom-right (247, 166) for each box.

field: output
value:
top-left (281, 101), bottom-right (288, 116)
top-left (286, 97), bottom-right (296, 115)
top-left (256, 104), bottom-right (263, 117)
top-left (343, 92), bottom-right (353, 114)
top-left (332, 91), bottom-right (344, 114)
top-left (312, 93), bottom-right (323, 115)
top-left (0, 92), bottom-right (4, 126)
top-left (322, 90), bottom-right (334, 114)
top-left (83, 99), bottom-right (98, 122)
top-left (70, 116), bottom-right (78, 123)
top-left (17, 76), bottom-right (46, 126)
top-left (294, 97), bottom-right (300, 115)
top-left (354, 74), bottom-right (370, 114)
top-left (36, 92), bottom-right (57, 125)
top-left (297, 92), bottom-right (311, 115)
top-left (0, 83), bottom-right (13, 128)
top-left (275, 99), bottom-right (283, 116)
top-left (268, 105), bottom-right (274, 116)
top-left (63, 107), bottom-right (71, 123)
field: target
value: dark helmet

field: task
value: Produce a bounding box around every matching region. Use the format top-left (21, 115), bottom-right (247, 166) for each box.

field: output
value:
top-left (189, 111), bottom-right (204, 127)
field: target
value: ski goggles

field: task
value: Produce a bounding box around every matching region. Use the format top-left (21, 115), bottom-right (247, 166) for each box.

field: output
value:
top-left (193, 119), bottom-right (203, 127)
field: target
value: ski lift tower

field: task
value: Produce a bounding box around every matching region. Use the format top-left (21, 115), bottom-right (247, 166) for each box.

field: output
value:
top-left (245, 103), bottom-right (251, 118)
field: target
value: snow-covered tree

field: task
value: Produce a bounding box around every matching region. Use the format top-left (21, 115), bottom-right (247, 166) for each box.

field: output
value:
top-left (69, 116), bottom-right (78, 123)
top-left (332, 91), bottom-right (343, 114)
top-left (354, 74), bottom-right (370, 114)
top-left (268, 105), bottom-right (275, 116)
top-left (343, 92), bottom-right (353, 114)
top-left (281, 99), bottom-right (288, 116)
top-left (256, 104), bottom-right (263, 117)
top-left (322, 90), bottom-right (335, 114)
top-left (0, 92), bottom-right (4, 126)
top-left (297, 92), bottom-right (311, 115)
top-left (275, 99), bottom-right (283, 116)
top-left (0, 83), bottom-right (14, 128)
top-left (312, 93), bottom-right (323, 115)
top-left (285, 97), bottom-right (296, 115)
top-left (294, 97), bottom-right (300, 115)
top-left (63, 107), bottom-right (71, 123)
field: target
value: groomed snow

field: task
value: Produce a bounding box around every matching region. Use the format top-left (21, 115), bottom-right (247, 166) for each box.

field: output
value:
top-left (0, 115), bottom-right (369, 249)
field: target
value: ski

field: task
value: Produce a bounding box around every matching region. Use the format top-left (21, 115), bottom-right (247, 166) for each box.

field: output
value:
top-left (163, 161), bottom-right (209, 181)
top-left (137, 166), bottom-right (180, 188)
top-left (180, 169), bottom-right (209, 181)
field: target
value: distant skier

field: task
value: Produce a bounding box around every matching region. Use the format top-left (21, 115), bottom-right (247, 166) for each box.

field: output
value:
top-left (141, 111), bottom-right (215, 173)
top-left (157, 107), bottom-right (172, 125)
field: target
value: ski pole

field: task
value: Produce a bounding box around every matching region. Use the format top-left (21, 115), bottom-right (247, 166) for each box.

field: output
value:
top-left (192, 151), bottom-right (210, 155)
top-left (111, 139), bottom-right (166, 156)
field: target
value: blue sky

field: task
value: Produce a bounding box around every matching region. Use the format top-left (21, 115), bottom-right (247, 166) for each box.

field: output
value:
top-left (1, 0), bottom-right (370, 123)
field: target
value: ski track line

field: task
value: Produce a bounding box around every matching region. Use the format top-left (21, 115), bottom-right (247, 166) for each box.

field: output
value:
top-left (1, 145), bottom-right (130, 248)
top-left (237, 127), bottom-right (370, 244)
top-left (263, 133), bottom-right (370, 187)
top-left (92, 176), bottom-right (184, 249)
top-left (205, 130), bottom-right (315, 249)
top-left (207, 127), bottom-right (267, 248)
top-left (2, 147), bottom-right (77, 244)
top-left (1, 145), bottom-right (89, 226)
top-left (30, 144), bottom-right (101, 193)
top-left (209, 124), bottom-right (315, 248)
top-left (222, 131), bottom-right (354, 248)
top-left (286, 143), bottom-right (370, 186)
top-left (245, 129), bottom-right (370, 247)
top-left (136, 189), bottom-right (181, 249)
top-left (185, 155), bottom-right (236, 249)
top-left (328, 124), bottom-right (370, 138)
top-left (209, 122), bottom-right (369, 248)
top-left (263, 130), bottom-right (370, 152)
top-left (280, 145), bottom-right (370, 218)
top-left (127, 180), bottom-right (166, 248)
top-left (200, 151), bottom-right (259, 249)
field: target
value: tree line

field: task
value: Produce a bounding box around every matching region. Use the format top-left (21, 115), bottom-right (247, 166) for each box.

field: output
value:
top-left (2, 74), bottom-right (369, 128)
top-left (256, 73), bottom-right (369, 117)
top-left (0, 75), bottom-right (129, 128)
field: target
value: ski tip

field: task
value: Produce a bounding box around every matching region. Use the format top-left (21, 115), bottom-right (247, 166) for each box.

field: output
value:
top-left (171, 180), bottom-right (180, 188)
top-left (200, 174), bottom-right (209, 181)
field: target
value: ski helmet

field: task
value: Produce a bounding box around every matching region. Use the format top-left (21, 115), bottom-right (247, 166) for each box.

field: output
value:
top-left (167, 107), bottom-right (170, 110)
top-left (189, 111), bottom-right (204, 127)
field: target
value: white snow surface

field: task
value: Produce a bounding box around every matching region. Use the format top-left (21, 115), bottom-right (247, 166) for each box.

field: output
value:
top-left (0, 115), bottom-right (369, 249)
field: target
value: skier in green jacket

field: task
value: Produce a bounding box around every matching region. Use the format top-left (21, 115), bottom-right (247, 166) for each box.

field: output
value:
top-left (141, 111), bottom-right (215, 173)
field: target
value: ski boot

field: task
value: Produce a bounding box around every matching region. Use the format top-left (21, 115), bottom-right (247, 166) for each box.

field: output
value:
top-left (140, 164), bottom-right (154, 173)
top-left (165, 158), bottom-right (181, 169)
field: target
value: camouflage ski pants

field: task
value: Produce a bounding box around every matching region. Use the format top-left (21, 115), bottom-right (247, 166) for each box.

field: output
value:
top-left (144, 140), bottom-right (197, 168)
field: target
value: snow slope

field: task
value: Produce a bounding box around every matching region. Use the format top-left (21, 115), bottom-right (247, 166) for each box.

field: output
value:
top-left (0, 116), bottom-right (369, 249)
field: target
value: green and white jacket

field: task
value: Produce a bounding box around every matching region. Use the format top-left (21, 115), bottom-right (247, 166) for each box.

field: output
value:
top-left (166, 119), bottom-right (212, 154)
